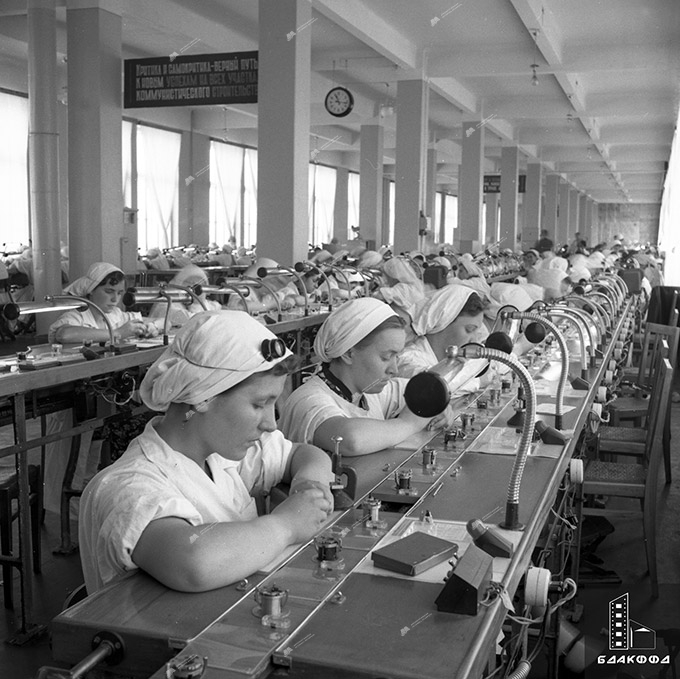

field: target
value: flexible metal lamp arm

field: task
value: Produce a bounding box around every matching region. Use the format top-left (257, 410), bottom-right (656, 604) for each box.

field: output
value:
top-left (294, 261), bottom-right (334, 312)
top-left (257, 265), bottom-right (309, 317)
top-left (501, 309), bottom-right (568, 428)
top-left (47, 295), bottom-right (115, 349)
top-left (165, 283), bottom-right (207, 311)
top-left (458, 344), bottom-right (536, 531)
top-left (241, 276), bottom-right (283, 321)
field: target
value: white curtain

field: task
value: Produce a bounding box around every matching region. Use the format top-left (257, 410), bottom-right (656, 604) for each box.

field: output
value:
top-left (348, 171), bottom-right (360, 240)
top-left (136, 124), bottom-right (181, 252)
top-left (435, 192), bottom-right (443, 242)
top-left (444, 194), bottom-right (458, 244)
top-left (388, 180), bottom-right (395, 247)
top-left (0, 92), bottom-right (29, 246)
top-left (209, 141), bottom-right (243, 247)
top-left (308, 165), bottom-right (316, 245)
top-left (243, 148), bottom-right (258, 249)
top-left (313, 165), bottom-right (336, 246)
top-left (658, 111), bottom-right (680, 285)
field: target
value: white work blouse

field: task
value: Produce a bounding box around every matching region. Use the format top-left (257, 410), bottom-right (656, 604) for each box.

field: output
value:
top-left (48, 307), bottom-right (143, 344)
top-left (279, 373), bottom-right (406, 445)
top-left (79, 418), bottom-right (293, 593)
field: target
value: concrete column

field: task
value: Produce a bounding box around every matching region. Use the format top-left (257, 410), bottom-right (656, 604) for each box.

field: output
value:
top-left (485, 194), bottom-right (499, 244)
top-left (578, 193), bottom-right (589, 245)
top-left (394, 80), bottom-right (429, 254)
top-left (66, 5), bottom-right (123, 278)
top-left (57, 102), bottom-right (69, 249)
top-left (458, 122), bottom-right (485, 252)
top-left (28, 0), bottom-right (63, 323)
top-left (558, 181), bottom-right (570, 248)
top-left (568, 188), bottom-right (579, 242)
top-left (523, 162), bottom-right (542, 250)
top-left (381, 176), bottom-right (391, 247)
top-left (544, 174), bottom-right (559, 243)
top-left (499, 146), bottom-right (519, 251)
top-left (426, 145), bottom-right (438, 232)
top-left (257, 0), bottom-right (311, 263)
top-left (359, 124), bottom-right (383, 248)
top-left (590, 200), bottom-right (599, 244)
top-left (179, 130), bottom-right (210, 246)
top-left (333, 167), bottom-right (349, 242)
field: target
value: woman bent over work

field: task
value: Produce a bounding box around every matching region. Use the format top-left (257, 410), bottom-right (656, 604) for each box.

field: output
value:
top-left (79, 311), bottom-right (333, 593)
top-left (279, 298), bottom-right (445, 457)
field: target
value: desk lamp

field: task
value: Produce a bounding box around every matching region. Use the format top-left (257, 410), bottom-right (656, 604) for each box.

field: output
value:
top-left (241, 277), bottom-right (283, 322)
top-left (294, 261), bottom-right (335, 311)
top-left (201, 281), bottom-right (251, 313)
top-left (256, 265), bottom-right (309, 317)
top-left (498, 307), bottom-right (569, 431)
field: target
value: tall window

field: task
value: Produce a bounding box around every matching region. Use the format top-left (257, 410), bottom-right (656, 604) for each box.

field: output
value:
top-left (308, 164), bottom-right (336, 246)
top-left (210, 141), bottom-right (244, 247)
top-left (435, 192), bottom-right (444, 242)
top-left (388, 181), bottom-right (395, 247)
top-left (443, 194), bottom-right (458, 244)
top-left (347, 171), bottom-right (360, 240)
top-left (243, 148), bottom-right (258, 248)
top-left (0, 91), bottom-right (29, 246)
top-left (122, 120), bottom-right (133, 208)
top-left (136, 124), bottom-right (180, 251)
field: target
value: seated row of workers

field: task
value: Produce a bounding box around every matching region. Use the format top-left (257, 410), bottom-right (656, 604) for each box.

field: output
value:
top-left (42, 248), bottom-right (571, 520)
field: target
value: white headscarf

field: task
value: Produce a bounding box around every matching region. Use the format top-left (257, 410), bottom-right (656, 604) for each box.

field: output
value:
top-left (313, 298), bottom-right (398, 362)
top-left (64, 262), bottom-right (123, 297)
top-left (140, 311), bottom-right (292, 412)
top-left (382, 258), bottom-right (420, 285)
top-left (412, 285), bottom-right (476, 337)
top-left (359, 250), bottom-right (383, 268)
top-left (170, 265), bottom-right (209, 288)
top-left (486, 282), bottom-right (533, 319)
top-left (458, 254), bottom-right (484, 278)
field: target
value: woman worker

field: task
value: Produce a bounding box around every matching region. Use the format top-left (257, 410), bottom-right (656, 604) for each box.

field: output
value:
top-left (396, 286), bottom-right (490, 394)
top-left (49, 262), bottom-right (159, 345)
top-left (279, 298), bottom-right (441, 457)
top-left (148, 264), bottom-right (221, 330)
top-left (79, 311), bottom-right (333, 593)
top-left (44, 263), bottom-right (160, 517)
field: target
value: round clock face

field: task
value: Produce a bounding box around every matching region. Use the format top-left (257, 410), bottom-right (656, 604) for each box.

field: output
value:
top-left (324, 87), bottom-right (354, 117)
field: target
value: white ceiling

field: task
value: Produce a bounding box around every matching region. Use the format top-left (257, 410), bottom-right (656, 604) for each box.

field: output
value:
top-left (0, 0), bottom-right (678, 204)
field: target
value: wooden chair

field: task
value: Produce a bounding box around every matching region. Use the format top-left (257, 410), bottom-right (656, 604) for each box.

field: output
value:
top-left (581, 356), bottom-right (673, 599)
top-left (0, 464), bottom-right (42, 609)
top-left (609, 323), bottom-right (679, 484)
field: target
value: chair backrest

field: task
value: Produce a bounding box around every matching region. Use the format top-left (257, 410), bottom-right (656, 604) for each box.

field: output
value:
top-left (642, 339), bottom-right (669, 431)
top-left (667, 290), bottom-right (679, 325)
top-left (637, 322), bottom-right (680, 388)
top-left (644, 358), bottom-right (673, 490)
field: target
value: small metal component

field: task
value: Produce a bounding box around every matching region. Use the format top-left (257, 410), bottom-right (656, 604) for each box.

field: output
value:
top-left (166, 654), bottom-right (207, 679)
top-left (394, 468), bottom-right (412, 491)
top-left (382, 463), bottom-right (391, 472)
top-left (330, 591), bottom-right (346, 605)
top-left (501, 378), bottom-right (511, 393)
top-left (252, 584), bottom-right (291, 629)
top-left (476, 398), bottom-right (488, 410)
top-left (444, 428), bottom-right (458, 447)
top-left (235, 578), bottom-right (249, 591)
top-left (422, 447), bottom-right (437, 468)
top-left (450, 466), bottom-right (461, 477)
top-left (315, 535), bottom-right (342, 562)
top-left (489, 388), bottom-right (501, 406)
top-left (362, 496), bottom-right (387, 533)
top-left (460, 412), bottom-right (475, 431)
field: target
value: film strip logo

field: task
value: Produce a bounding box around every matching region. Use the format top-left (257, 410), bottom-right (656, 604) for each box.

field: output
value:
top-left (609, 593), bottom-right (656, 651)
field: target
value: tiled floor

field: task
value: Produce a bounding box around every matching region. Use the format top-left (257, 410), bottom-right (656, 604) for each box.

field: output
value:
top-left (0, 364), bottom-right (679, 678)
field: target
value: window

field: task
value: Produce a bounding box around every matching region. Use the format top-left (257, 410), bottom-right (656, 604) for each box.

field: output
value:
top-left (209, 141), bottom-right (244, 247)
top-left (444, 194), bottom-right (458, 243)
top-left (308, 164), bottom-right (336, 246)
top-left (0, 91), bottom-right (29, 246)
top-left (136, 124), bottom-right (181, 252)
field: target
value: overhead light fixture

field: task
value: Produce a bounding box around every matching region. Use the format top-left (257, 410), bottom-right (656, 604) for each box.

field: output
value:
top-left (530, 30), bottom-right (540, 86)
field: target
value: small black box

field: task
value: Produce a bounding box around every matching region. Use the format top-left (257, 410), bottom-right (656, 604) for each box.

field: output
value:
top-left (371, 532), bottom-right (458, 576)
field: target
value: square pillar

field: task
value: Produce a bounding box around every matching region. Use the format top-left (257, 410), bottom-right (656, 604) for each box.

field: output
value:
top-left (66, 5), bottom-right (123, 277)
top-left (500, 146), bottom-right (519, 251)
top-left (333, 167), bottom-right (349, 243)
top-left (578, 193), bottom-right (589, 246)
top-left (485, 194), bottom-right (499, 244)
top-left (359, 124), bottom-right (384, 247)
top-left (558, 180), bottom-right (570, 247)
top-left (544, 174), bottom-right (559, 243)
top-left (394, 80), bottom-right (429, 254)
top-left (458, 122), bottom-right (485, 252)
top-left (257, 0), bottom-right (311, 263)
top-left (569, 188), bottom-right (579, 242)
top-left (523, 162), bottom-right (542, 250)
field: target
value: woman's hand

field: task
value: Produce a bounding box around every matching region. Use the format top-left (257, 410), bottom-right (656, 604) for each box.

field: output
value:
top-left (427, 404), bottom-right (457, 431)
top-left (116, 318), bottom-right (150, 339)
top-left (271, 488), bottom-right (332, 544)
